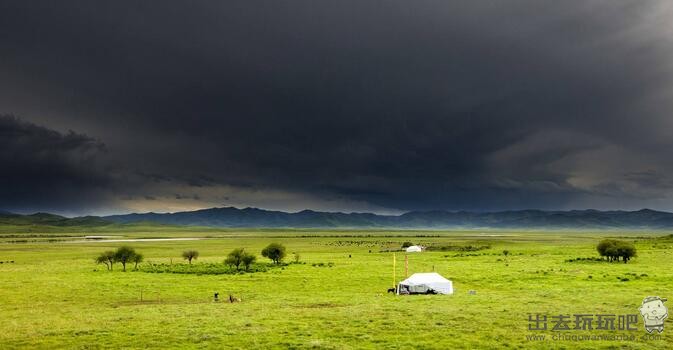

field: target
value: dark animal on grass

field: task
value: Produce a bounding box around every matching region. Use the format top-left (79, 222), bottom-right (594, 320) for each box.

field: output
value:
top-left (387, 288), bottom-right (396, 293)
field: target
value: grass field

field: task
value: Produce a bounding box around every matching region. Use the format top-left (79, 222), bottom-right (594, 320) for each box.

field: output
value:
top-left (1, 227), bottom-right (672, 349)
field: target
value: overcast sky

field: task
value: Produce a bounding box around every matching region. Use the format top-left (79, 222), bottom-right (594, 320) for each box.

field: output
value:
top-left (2, 1), bottom-right (673, 216)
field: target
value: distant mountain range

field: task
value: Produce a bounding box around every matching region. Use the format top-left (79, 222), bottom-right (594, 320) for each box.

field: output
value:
top-left (104, 207), bottom-right (673, 229)
top-left (0, 212), bottom-right (110, 227)
top-left (5, 207), bottom-right (673, 229)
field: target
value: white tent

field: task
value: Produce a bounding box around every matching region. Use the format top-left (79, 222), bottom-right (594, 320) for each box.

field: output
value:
top-left (405, 245), bottom-right (423, 253)
top-left (397, 272), bottom-right (453, 295)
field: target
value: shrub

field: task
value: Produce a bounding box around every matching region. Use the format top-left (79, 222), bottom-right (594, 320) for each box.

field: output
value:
top-left (426, 244), bottom-right (490, 252)
top-left (312, 262), bottom-right (335, 268)
top-left (141, 262), bottom-right (275, 275)
top-left (182, 250), bottom-right (199, 264)
top-left (242, 253), bottom-right (256, 271)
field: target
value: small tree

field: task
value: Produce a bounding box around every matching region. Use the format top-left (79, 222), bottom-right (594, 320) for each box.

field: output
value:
top-left (131, 253), bottom-right (144, 270)
top-left (182, 250), bottom-right (199, 264)
top-left (261, 243), bottom-right (286, 265)
top-left (293, 252), bottom-right (301, 263)
top-left (503, 250), bottom-right (510, 256)
top-left (114, 246), bottom-right (137, 272)
top-left (96, 251), bottom-right (115, 271)
top-left (225, 248), bottom-right (246, 270)
top-left (242, 253), bottom-right (256, 271)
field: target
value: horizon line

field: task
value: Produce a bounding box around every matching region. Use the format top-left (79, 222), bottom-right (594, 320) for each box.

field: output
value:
top-left (3, 206), bottom-right (669, 219)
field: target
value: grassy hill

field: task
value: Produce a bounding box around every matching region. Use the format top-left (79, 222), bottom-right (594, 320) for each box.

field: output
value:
top-left (0, 212), bottom-right (111, 227)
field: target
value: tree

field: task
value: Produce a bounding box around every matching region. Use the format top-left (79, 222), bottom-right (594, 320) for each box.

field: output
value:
top-left (261, 243), bottom-right (286, 265)
top-left (503, 250), bottom-right (510, 256)
top-left (616, 242), bottom-right (637, 263)
top-left (182, 250), bottom-right (199, 264)
top-left (225, 248), bottom-right (246, 270)
top-left (96, 251), bottom-right (115, 271)
top-left (597, 239), bottom-right (637, 263)
top-left (242, 253), bottom-right (256, 271)
top-left (114, 246), bottom-right (137, 272)
top-left (131, 253), bottom-right (144, 270)
top-left (597, 239), bottom-right (617, 261)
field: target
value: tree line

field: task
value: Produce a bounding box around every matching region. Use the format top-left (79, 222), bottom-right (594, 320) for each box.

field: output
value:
top-left (96, 243), bottom-right (287, 271)
top-left (223, 242), bottom-right (289, 270)
top-left (96, 246), bottom-right (143, 271)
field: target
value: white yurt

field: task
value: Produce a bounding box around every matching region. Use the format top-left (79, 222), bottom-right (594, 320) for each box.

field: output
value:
top-left (405, 245), bottom-right (423, 253)
top-left (397, 272), bottom-right (453, 295)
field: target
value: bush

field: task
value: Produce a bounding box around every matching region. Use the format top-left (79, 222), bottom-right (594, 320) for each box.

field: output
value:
top-left (312, 262), bottom-right (335, 268)
top-left (401, 242), bottom-right (414, 248)
top-left (564, 257), bottom-right (603, 263)
top-left (182, 250), bottom-right (199, 264)
top-left (242, 253), bottom-right (256, 271)
top-left (141, 262), bottom-right (275, 275)
top-left (426, 244), bottom-right (490, 252)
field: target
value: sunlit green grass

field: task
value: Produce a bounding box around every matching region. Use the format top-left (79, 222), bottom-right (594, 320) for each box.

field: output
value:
top-left (1, 228), bottom-right (672, 349)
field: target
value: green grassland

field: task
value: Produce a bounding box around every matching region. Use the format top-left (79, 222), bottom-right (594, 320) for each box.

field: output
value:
top-left (1, 227), bottom-right (672, 349)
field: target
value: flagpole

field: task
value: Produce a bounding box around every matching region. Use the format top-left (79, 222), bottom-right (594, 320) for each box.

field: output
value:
top-left (393, 253), bottom-right (396, 292)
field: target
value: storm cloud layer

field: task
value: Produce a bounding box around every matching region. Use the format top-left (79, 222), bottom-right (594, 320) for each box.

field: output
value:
top-left (2, 1), bottom-right (673, 215)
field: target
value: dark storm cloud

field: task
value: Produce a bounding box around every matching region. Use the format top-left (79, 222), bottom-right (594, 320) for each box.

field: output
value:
top-left (0, 115), bottom-right (111, 213)
top-left (1, 1), bottom-right (673, 214)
